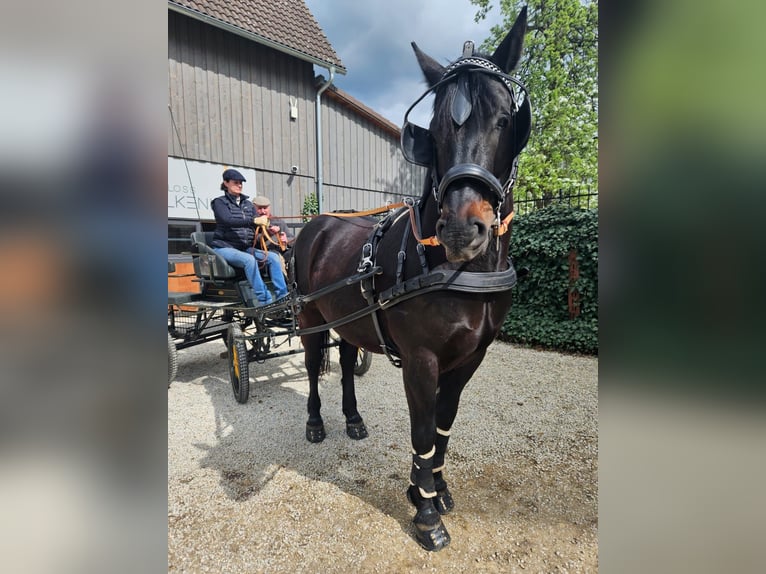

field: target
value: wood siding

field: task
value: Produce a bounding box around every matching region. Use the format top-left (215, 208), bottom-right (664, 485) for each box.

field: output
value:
top-left (168, 11), bottom-right (426, 221)
top-left (168, 262), bottom-right (200, 294)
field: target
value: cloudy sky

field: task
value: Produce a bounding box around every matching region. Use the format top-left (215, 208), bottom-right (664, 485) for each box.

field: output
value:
top-left (304, 0), bottom-right (501, 128)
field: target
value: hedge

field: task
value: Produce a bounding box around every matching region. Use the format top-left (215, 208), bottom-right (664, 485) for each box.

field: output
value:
top-left (500, 205), bottom-right (598, 354)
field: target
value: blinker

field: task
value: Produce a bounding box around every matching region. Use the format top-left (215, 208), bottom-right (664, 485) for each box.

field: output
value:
top-left (400, 39), bottom-right (531, 173)
top-left (451, 42), bottom-right (475, 127)
top-left (451, 76), bottom-right (472, 126)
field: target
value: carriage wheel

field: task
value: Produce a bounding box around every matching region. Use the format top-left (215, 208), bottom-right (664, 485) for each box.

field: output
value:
top-left (221, 316), bottom-right (251, 351)
top-left (354, 348), bottom-right (372, 376)
top-left (227, 323), bottom-right (250, 404)
top-left (168, 332), bottom-right (178, 387)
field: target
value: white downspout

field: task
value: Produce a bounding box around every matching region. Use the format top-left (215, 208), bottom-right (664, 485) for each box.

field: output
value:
top-left (315, 66), bottom-right (335, 214)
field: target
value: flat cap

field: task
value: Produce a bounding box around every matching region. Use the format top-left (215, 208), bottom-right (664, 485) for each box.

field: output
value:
top-left (252, 196), bottom-right (271, 206)
top-left (222, 168), bottom-right (246, 182)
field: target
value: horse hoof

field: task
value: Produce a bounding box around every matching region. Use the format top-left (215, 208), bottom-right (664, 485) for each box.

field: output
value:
top-left (306, 423), bottom-right (326, 443)
top-left (407, 489), bottom-right (451, 551)
top-left (413, 520), bottom-right (451, 552)
top-left (346, 420), bottom-right (368, 440)
top-left (434, 487), bottom-right (454, 515)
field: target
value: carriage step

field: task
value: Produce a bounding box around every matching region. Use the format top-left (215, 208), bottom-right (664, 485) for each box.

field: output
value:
top-left (168, 291), bottom-right (199, 305)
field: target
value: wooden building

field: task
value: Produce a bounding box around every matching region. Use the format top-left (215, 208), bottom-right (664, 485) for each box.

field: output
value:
top-left (167, 0), bottom-right (426, 267)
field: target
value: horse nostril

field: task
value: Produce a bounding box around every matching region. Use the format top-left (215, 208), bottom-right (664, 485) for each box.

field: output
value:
top-left (471, 218), bottom-right (487, 238)
top-left (435, 220), bottom-right (446, 235)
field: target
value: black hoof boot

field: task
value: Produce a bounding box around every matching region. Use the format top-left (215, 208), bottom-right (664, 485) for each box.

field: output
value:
top-left (413, 518), bottom-right (451, 552)
top-left (306, 422), bottom-right (326, 443)
top-left (407, 486), bottom-right (451, 551)
top-left (434, 487), bottom-right (455, 515)
top-left (345, 420), bottom-right (368, 440)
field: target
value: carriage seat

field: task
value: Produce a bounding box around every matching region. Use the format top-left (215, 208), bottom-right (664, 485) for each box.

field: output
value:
top-left (190, 231), bottom-right (238, 280)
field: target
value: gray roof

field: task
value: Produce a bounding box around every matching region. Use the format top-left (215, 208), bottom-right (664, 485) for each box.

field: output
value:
top-left (325, 85), bottom-right (401, 137)
top-left (168, 0), bottom-right (346, 73)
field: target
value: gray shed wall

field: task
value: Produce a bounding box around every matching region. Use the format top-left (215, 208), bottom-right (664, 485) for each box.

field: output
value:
top-left (168, 10), bottom-right (425, 220)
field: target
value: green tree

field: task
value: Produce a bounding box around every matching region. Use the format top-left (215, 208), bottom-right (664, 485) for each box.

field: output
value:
top-left (471, 0), bottom-right (598, 204)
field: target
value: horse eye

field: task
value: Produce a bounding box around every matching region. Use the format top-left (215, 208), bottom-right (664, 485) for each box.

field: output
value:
top-left (496, 116), bottom-right (510, 130)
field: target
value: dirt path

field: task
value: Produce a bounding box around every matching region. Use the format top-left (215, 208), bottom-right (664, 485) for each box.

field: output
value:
top-left (168, 339), bottom-right (598, 572)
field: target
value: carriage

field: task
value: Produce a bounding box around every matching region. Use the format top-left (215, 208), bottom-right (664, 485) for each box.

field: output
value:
top-left (167, 231), bottom-right (372, 399)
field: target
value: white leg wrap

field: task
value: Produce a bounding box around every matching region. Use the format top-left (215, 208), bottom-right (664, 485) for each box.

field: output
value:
top-left (411, 445), bottom-right (436, 459)
top-left (408, 480), bottom-right (437, 498)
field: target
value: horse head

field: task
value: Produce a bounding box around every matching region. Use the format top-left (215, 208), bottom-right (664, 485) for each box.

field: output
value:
top-left (403, 7), bottom-right (531, 263)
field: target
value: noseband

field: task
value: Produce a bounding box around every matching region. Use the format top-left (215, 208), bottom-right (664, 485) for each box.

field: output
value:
top-left (401, 41), bottom-right (532, 211)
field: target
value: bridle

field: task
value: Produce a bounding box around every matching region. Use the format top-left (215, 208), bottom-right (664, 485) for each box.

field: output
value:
top-left (400, 41), bottom-right (532, 214)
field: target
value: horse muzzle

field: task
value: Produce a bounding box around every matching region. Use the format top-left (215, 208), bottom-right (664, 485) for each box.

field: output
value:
top-left (435, 194), bottom-right (494, 262)
top-left (434, 164), bottom-right (506, 262)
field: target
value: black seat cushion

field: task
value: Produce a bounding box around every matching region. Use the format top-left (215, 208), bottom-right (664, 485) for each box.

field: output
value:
top-left (190, 231), bottom-right (238, 279)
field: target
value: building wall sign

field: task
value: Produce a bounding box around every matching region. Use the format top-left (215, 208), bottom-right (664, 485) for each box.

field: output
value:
top-left (168, 157), bottom-right (257, 220)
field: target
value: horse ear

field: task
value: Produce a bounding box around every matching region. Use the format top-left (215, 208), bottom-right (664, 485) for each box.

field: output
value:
top-left (491, 6), bottom-right (528, 73)
top-left (511, 95), bottom-right (532, 158)
top-left (411, 42), bottom-right (445, 87)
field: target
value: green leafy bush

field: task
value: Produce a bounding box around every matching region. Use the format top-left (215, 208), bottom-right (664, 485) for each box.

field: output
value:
top-left (500, 205), bottom-right (598, 354)
top-left (302, 192), bottom-right (319, 222)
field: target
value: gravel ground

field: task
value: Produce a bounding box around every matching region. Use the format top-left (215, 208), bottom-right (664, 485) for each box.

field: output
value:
top-left (168, 336), bottom-right (598, 573)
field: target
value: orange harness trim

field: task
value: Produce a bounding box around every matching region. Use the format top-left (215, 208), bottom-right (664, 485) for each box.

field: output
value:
top-left (406, 203), bottom-right (441, 246)
top-left (408, 205), bottom-right (515, 247)
top-left (323, 201), bottom-right (514, 248)
top-left (494, 210), bottom-right (515, 237)
top-left (323, 202), bottom-right (406, 218)
top-left (253, 222), bottom-right (286, 252)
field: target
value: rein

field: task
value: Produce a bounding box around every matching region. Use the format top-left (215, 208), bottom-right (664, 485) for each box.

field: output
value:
top-left (253, 221), bottom-right (286, 252)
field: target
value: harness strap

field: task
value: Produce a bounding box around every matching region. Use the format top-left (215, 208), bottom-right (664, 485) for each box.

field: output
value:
top-left (396, 220), bottom-right (411, 284)
top-left (325, 202), bottom-right (406, 218)
top-left (406, 200), bottom-right (441, 246)
top-left (357, 209), bottom-right (401, 272)
top-left (412, 201), bottom-right (430, 274)
top-left (294, 267), bottom-right (382, 307)
top-left (493, 210), bottom-right (515, 237)
top-left (293, 262), bottom-right (518, 338)
top-left (370, 310), bottom-right (402, 367)
top-left (379, 263), bottom-right (517, 305)
top-left (358, 214), bottom-right (404, 367)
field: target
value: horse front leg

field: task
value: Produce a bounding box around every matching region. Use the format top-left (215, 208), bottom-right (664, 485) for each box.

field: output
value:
top-left (432, 349), bottom-right (487, 515)
top-left (402, 354), bottom-right (450, 551)
top-left (302, 331), bottom-right (327, 442)
top-left (432, 427), bottom-right (454, 515)
top-left (338, 338), bottom-right (368, 440)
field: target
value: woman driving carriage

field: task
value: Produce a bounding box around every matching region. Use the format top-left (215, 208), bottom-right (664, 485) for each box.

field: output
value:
top-left (210, 168), bottom-right (288, 306)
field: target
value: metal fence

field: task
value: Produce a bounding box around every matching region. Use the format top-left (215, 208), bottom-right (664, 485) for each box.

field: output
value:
top-left (514, 189), bottom-right (598, 216)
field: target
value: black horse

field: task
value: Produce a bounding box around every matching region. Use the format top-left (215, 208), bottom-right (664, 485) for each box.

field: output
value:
top-left (291, 8), bottom-right (531, 551)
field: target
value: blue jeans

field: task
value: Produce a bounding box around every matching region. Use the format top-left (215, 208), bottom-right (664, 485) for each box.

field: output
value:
top-left (213, 247), bottom-right (272, 305)
top-left (251, 249), bottom-right (288, 299)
